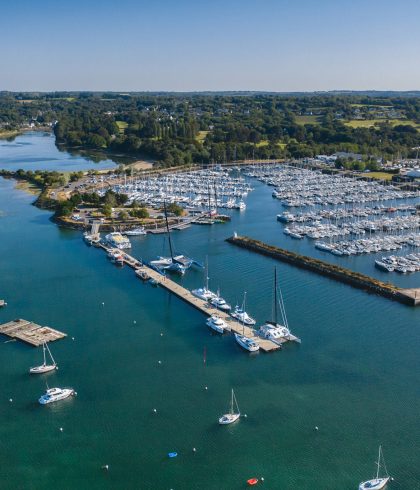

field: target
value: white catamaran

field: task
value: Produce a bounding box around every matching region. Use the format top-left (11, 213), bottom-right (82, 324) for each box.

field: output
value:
top-left (219, 389), bottom-right (241, 425)
top-left (29, 342), bottom-right (57, 374)
top-left (359, 446), bottom-right (390, 490)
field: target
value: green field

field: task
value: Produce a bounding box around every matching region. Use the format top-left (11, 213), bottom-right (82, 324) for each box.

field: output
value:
top-left (295, 115), bottom-right (321, 125)
top-left (361, 172), bottom-right (393, 181)
top-left (345, 119), bottom-right (420, 130)
top-left (196, 130), bottom-right (209, 143)
top-left (116, 121), bottom-right (128, 134)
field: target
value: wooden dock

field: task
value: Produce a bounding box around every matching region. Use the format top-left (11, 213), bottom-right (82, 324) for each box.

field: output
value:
top-left (0, 319), bottom-right (67, 346)
top-left (97, 243), bottom-right (301, 352)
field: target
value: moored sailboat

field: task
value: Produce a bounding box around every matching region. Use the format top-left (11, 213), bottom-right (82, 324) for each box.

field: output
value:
top-left (29, 342), bottom-right (57, 374)
top-left (359, 446), bottom-right (390, 490)
top-left (219, 389), bottom-right (241, 425)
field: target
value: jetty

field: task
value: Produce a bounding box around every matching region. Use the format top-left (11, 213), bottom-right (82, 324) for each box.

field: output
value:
top-left (227, 235), bottom-right (420, 307)
top-left (96, 242), bottom-right (300, 352)
top-left (0, 319), bottom-right (67, 346)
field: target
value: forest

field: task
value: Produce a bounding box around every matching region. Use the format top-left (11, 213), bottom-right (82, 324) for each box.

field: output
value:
top-left (1, 92), bottom-right (419, 166)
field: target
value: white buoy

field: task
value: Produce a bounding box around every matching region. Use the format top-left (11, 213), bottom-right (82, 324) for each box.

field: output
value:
top-left (160, 333), bottom-right (163, 336)
top-left (102, 302), bottom-right (105, 305)
top-left (72, 337), bottom-right (75, 341)
top-left (192, 447), bottom-right (196, 452)
top-left (158, 360), bottom-right (162, 365)
top-left (133, 320), bottom-right (136, 324)
top-left (261, 477), bottom-right (265, 482)
top-left (244, 414), bottom-right (247, 418)
top-left (315, 426), bottom-right (319, 431)
top-left (153, 408), bottom-right (157, 413)
top-left (101, 464), bottom-right (109, 471)
top-left (204, 386), bottom-right (208, 390)
top-left (9, 398), bottom-right (13, 403)
top-left (59, 427), bottom-right (63, 432)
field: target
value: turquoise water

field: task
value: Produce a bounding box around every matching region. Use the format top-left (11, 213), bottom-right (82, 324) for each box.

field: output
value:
top-left (0, 172), bottom-right (419, 489)
top-left (0, 131), bottom-right (117, 171)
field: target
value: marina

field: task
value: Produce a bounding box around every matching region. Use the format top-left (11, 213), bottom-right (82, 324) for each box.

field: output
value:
top-left (0, 319), bottom-right (67, 346)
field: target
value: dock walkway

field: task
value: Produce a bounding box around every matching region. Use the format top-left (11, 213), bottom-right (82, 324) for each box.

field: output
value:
top-left (0, 319), bottom-right (67, 346)
top-left (96, 242), bottom-right (300, 352)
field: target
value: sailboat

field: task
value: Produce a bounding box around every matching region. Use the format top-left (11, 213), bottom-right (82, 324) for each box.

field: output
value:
top-left (234, 292), bottom-right (259, 352)
top-left (192, 256), bottom-right (216, 300)
top-left (29, 341), bottom-right (57, 374)
top-left (231, 292), bottom-right (256, 325)
top-left (150, 201), bottom-right (193, 275)
top-left (359, 446), bottom-right (390, 490)
top-left (258, 268), bottom-right (293, 342)
top-left (219, 389), bottom-right (241, 425)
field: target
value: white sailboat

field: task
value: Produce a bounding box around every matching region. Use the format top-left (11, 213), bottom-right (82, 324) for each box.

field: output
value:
top-left (219, 389), bottom-right (241, 425)
top-left (192, 256), bottom-right (216, 301)
top-left (29, 342), bottom-right (57, 374)
top-left (359, 446), bottom-right (390, 490)
top-left (234, 292), bottom-right (259, 352)
top-left (231, 292), bottom-right (256, 325)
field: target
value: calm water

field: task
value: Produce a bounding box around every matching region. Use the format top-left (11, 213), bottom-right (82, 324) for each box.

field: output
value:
top-left (0, 169), bottom-right (420, 489)
top-left (0, 131), bottom-right (117, 171)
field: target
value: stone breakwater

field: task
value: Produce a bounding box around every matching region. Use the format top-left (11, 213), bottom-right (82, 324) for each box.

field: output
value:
top-left (226, 235), bottom-right (420, 307)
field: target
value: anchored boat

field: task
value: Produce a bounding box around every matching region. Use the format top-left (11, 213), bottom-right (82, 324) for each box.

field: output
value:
top-left (38, 387), bottom-right (75, 405)
top-left (29, 342), bottom-right (57, 374)
top-left (219, 389), bottom-right (241, 425)
top-left (359, 446), bottom-right (390, 490)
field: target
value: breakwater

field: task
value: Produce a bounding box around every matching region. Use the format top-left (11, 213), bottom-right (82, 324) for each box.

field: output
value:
top-left (226, 235), bottom-right (420, 306)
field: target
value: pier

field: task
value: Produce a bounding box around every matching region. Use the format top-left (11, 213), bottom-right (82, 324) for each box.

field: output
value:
top-left (96, 243), bottom-right (300, 352)
top-left (227, 235), bottom-right (420, 307)
top-left (0, 319), bottom-right (67, 346)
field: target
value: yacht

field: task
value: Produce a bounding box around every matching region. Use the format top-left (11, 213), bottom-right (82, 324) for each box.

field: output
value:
top-left (192, 256), bottom-right (216, 300)
top-left (231, 305), bottom-right (256, 326)
top-left (123, 227), bottom-right (146, 236)
top-left (359, 446), bottom-right (390, 490)
top-left (234, 333), bottom-right (259, 352)
top-left (210, 293), bottom-right (231, 311)
top-left (259, 321), bottom-right (290, 341)
top-left (219, 389), bottom-right (241, 425)
top-left (29, 342), bottom-right (57, 374)
top-left (206, 315), bottom-right (227, 334)
top-left (38, 387), bottom-right (75, 405)
top-left (105, 232), bottom-right (131, 250)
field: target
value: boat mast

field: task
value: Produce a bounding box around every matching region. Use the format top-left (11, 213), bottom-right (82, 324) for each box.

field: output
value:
top-left (376, 445), bottom-right (381, 479)
top-left (205, 256), bottom-right (209, 290)
top-left (213, 180), bottom-right (218, 215)
top-left (45, 342), bottom-right (56, 366)
top-left (163, 200), bottom-right (174, 260)
top-left (273, 267), bottom-right (278, 324)
top-left (230, 389), bottom-right (234, 415)
top-left (242, 292), bottom-right (246, 335)
top-left (207, 182), bottom-right (212, 217)
top-left (42, 342), bottom-right (46, 366)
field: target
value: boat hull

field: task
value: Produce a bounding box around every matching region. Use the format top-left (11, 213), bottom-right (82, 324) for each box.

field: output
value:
top-left (359, 477), bottom-right (390, 489)
top-left (218, 413), bottom-right (240, 425)
top-left (29, 364), bottom-right (56, 374)
top-left (234, 333), bottom-right (259, 352)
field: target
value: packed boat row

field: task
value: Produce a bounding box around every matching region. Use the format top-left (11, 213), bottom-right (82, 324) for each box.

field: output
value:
top-left (375, 253), bottom-right (420, 273)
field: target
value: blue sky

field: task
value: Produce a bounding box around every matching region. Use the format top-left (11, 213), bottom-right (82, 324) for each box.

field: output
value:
top-left (1, 0), bottom-right (419, 91)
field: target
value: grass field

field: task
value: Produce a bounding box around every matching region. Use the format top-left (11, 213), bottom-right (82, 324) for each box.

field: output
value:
top-left (116, 121), bottom-right (128, 134)
top-left (345, 119), bottom-right (420, 130)
top-left (254, 140), bottom-right (287, 149)
top-left (295, 115), bottom-right (321, 125)
top-left (196, 130), bottom-right (209, 143)
top-left (361, 172), bottom-right (393, 181)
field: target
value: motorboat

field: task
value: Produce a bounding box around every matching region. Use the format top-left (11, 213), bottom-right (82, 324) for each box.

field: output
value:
top-left (210, 292), bottom-right (231, 311)
top-left (231, 303), bottom-right (256, 326)
top-left (219, 389), bottom-right (241, 425)
top-left (123, 227), bottom-right (146, 236)
top-left (38, 387), bottom-right (75, 405)
top-left (105, 232), bottom-right (131, 249)
top-left (29, 342), bottom-right (57, 374)
top-left (206, 315), bottom-right (226, 333)
top-left (234, 333), bottom-right (259, 352)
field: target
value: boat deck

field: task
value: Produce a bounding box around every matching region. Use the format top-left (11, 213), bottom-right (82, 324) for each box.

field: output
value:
top-left (97, 242), bottom-right (301, 352)
top-left (0, 319), bottom-right (67, 346)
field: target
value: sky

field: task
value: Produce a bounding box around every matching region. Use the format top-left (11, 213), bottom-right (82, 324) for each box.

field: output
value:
top-left (1, 0), bottom-right (420, 92)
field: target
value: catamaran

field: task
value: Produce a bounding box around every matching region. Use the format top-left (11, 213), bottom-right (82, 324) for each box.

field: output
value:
top-left (359, 446), bottom-right (390, 490)
top-left (258, 268), bottom-right (294, 343)
top-left (29, 342), bottom-right (57, 374)
top-left (219, 389), bottom-right (241, 425)
top-left (150, 201), bottom-right (194, 275)
top-left (206, 315), bottom-right (227, 334)
top-left (105, 232), bottom-right (131, 250)
top-left (38, 387), bottom-right (75, 405)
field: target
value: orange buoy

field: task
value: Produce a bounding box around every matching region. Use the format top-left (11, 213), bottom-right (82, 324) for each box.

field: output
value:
top-left (247, 478), bottom-right (259, 486)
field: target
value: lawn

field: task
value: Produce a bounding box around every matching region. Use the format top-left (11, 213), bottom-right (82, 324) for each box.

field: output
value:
top-left (196, 130), bottom-right (209, 143)
top-left (116, 121), bottom-right (128, 134)
top-left (361, 172), bottom-right (393, 181)
top-left (345, 119), bottom-right (420, 130)
top-left (295, 115), bottom-right (321, 125)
